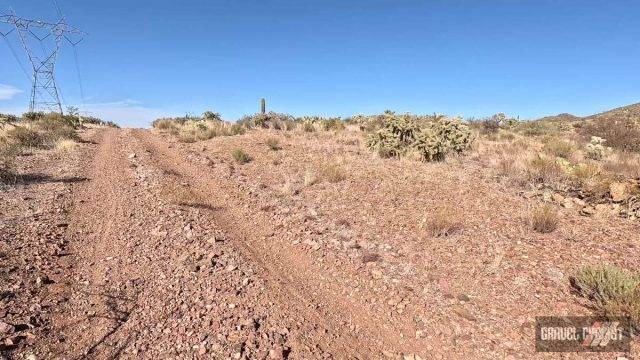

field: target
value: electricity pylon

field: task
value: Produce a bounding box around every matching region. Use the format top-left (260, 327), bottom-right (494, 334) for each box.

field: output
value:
top-left (0, 9), bottom-right (85, 114)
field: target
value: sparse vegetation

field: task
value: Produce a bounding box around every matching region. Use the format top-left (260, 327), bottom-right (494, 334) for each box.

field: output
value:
top-left (543, 137), bottom-right (575, 159)
top-left (580, 117), bottom-right (640, 153)
top-left (153, 115), bottom-right (246, 142)
top-left (320, 162), bottom-right (346, 183)
top-left (531, 204), bottom-right (558, 233)
top-left (423, 204), bottom-right (462, 237)
top-left (572, 264), bottom-right (640, 326)
top-left (232, 148), bottom-right (251, 164)
top-left (266, 137), bottom-right (281, 150)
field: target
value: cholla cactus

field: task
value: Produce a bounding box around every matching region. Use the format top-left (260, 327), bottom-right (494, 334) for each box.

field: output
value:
top-left (586, 136), bottom-right (610, 160)
top-left (365, 112), bottom-right (472, 162)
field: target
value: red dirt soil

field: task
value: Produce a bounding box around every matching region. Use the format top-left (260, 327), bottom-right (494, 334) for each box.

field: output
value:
top-left (1, 126), bottom-right (638, 359)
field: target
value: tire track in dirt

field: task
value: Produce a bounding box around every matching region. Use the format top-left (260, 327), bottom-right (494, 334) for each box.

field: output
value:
top-left (53, 127), bottom-right (369, 359)
top-left (132, 129), bottom-right (420, 358)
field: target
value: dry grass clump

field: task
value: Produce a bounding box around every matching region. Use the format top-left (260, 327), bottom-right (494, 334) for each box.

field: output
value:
top-left (531, 204), bottom-right (558, 233)
top-left (266, 137), bottom-right (281, 150)
top-left (54, 139), bottom-right (79, 152)
top-left (231, 149), bottom-right (251, 164)
top-left (602, 152), bottom-right (640, 180)
top-left (526, 155), bottom-right (567, 185)
top-left (422, 204), bottom-right (462, 237)
top-left (319, 162), bottom-right (346, 183)
top-left (572, 264), bottom-right (640, 326)
top-left (543, 137), bottom-right (575, 159)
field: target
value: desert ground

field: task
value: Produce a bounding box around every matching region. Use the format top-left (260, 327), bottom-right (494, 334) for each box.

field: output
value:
top-left (1, 108), bottom-right (639, 359)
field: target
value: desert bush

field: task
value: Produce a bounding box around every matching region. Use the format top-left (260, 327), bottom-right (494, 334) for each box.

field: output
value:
top-left (154, 117), bottom-right (246, 141)
top-left (6, 126), bottom-right (44, 148)
top-left (35, 117), bottom-right (80, 143)
top-left (0, 113), bottom-right (19, 124)
top-left (586, 136), bottom-right (611, 160)
top-left (526, 155), bottom-right (567, 184)
top-left (238, 112), bottom-right (295, 130)
top-left (266, 137), bottom-right (281, 150)
top-left (543, 137), bottom-right (575, 159)
top-left (516, 120), bottom-right (562, 137)
top-left (203, 111), bottom-right (222, 121)
top-left (572, 264), bottom-right (640, 326)
top-left (424, 204), bottom-right (462, 237)
top-left (22, 111), bottom-right (46, 121)
top-left (365, 112), bottom-right (472, 162)
top-left (232, 149), bottom-right (251, 164)
top-left (301, 121), bottom-right (316, 133)
top-left (531, 204), bottom-right (558, 233)
top-left (153, 119), bottom-right (177, 130)
top-left (580, 118), bottom-right (640, 153)
top-left (321, 118), bottom-right (345, 131)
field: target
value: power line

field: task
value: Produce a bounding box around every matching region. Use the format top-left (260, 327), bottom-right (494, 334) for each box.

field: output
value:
top-left (72, 44), bottom-right (85, 108)
top-left (1, 34), bottom-right (31, 80)
top-left (51, 0), bottom-right (63, 18)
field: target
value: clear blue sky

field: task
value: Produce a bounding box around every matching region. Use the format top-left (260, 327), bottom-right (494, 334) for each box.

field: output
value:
top-left (1, 0), bottom-right (639, 127)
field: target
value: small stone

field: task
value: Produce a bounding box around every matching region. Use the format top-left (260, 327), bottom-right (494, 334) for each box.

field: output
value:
top-left (228, 303), bottom-right (236, 309)
top-left (581, 206), bottom-right (596, 216)
top-left (456, 294), bottom-right (470, 302)
top-left (0, 321), bottom-right (15, 334)
top-left (415, 329), bottom-right (425, 338)
top-left (371, 270), bottom-right (383, 279)
top-left (452, 305), bottom-right (476, 321)
top-left (269, 346), bottom-right (284, 359)
top-left (128, 153), bottom-right (137, 159)
top-left (552, 193), bottom-right (565, 203)
top-left (610, 182), bottom-right (628, 202)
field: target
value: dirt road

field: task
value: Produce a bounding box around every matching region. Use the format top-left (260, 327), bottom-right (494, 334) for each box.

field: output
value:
top-left (41, 128), bottom-right (420, 359)
top-left (4, 126), bottom-right (637, 359)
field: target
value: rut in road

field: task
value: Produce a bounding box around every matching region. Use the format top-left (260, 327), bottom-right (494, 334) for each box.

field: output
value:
top-left (132, 129), bottom-right (425, 356)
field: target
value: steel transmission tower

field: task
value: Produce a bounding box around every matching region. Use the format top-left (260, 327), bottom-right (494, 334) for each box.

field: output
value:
top-left (0, 9), bottom-right (85, 113)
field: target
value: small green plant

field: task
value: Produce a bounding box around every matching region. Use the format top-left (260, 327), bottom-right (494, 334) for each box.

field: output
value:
top-left (232, 149), bottom-right (251, 164)
top-left (531, 204), bottom-right (558, 233)
top-left (572, 264), bottom-right (640, 326)
top-left (266, 137), bottom-right (281, 150)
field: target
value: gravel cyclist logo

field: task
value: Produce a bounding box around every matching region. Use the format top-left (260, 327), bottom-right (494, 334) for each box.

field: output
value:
top-left (536, 316), bottom-right (632, 352)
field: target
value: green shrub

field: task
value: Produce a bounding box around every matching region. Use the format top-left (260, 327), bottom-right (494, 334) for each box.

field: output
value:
top-left (365, 112), bottom-right (472, 162)
top-left (572, 265), bottom-right (640, 326)
top-left (232, 149), bottom-right (251, 164)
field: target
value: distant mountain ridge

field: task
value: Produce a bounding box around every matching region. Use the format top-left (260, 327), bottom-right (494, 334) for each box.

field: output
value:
top-left (536, 102), bottom-right (640, 122)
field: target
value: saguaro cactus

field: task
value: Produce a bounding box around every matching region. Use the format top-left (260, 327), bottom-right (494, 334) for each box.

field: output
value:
top-left (260, 98), bottom-right (266, 114)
